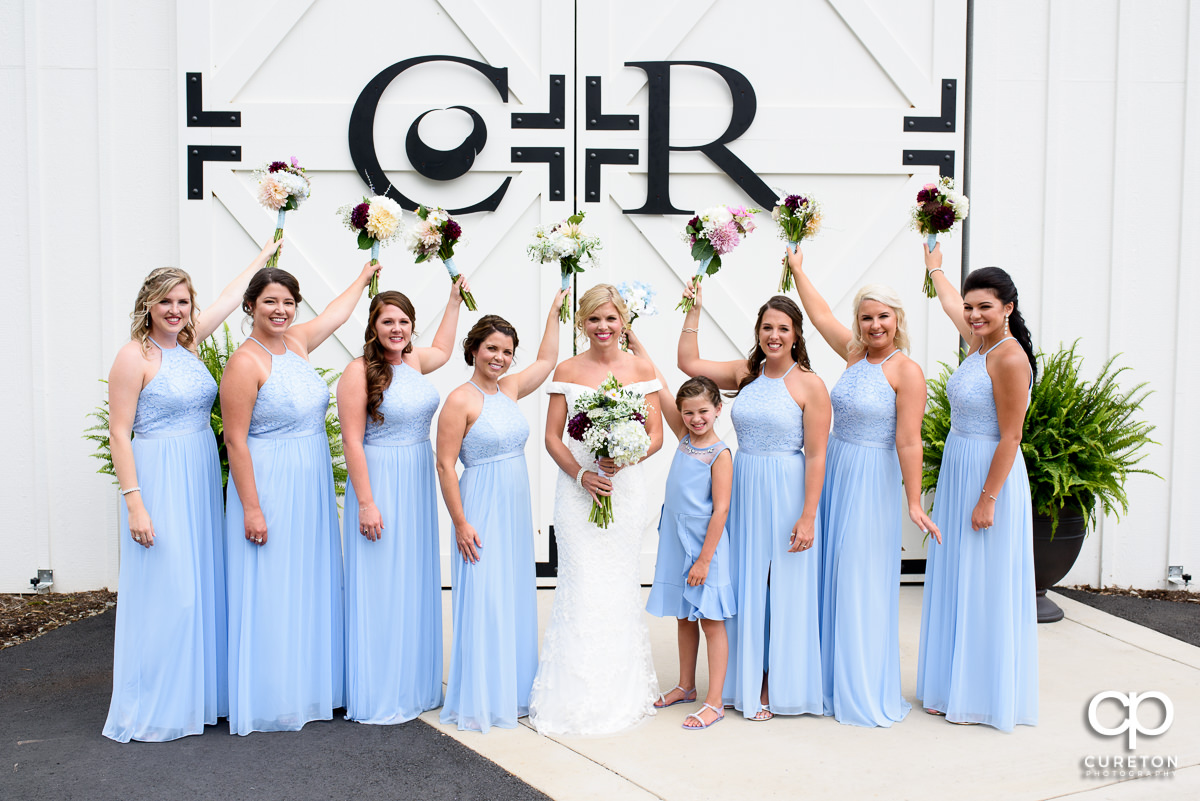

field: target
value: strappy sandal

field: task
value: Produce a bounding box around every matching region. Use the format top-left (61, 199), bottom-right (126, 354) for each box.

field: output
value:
top-left (924, 707), bottom-right (946, 716)
top-left (654, 685), bottom-right (698, 708)
top-left (750, 704), bottom-right (773, 722)
top-left (682, 703), bottom-right (725, 730)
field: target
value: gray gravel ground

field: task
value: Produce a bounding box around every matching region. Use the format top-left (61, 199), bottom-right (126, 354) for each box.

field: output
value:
top-left (1, 610), bottom-right (552, 801)
top-left (1054, 587), bottom-right (1200, 648)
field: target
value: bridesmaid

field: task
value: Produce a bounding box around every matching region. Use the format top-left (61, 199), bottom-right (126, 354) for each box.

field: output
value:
top-left (785, 246), bottom-right (938, 727)
top-left (338, 279), bottom-right (470, 724)
top-left (103, 239), bottom-right (280, 742)
top-left (917, 244), bottom-right (1038, 730)
top-left (221, 259), bottom-right (379, 735)
top-left (435, 289), bottom-right (569, 732)
top-left (677, 280), bottom-right (830, 721)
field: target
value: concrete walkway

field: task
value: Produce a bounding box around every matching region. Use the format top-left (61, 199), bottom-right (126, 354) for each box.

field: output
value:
top-left (425, 589), bottom-right (1200, 801)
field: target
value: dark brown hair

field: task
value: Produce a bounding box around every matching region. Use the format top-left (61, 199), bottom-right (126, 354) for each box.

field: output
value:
top-left (364, 291), bottom-right (417, 424)
top-left (729, 295), bottom-right (812, 398)
top-left (242, 267), bottom-right (301, 313)
top-left (676, 376), bottom-right (722, 409)
top-left (963, 266), bottom-right (1038, 381)
top-left (462, 315), bottom-right (519, 365)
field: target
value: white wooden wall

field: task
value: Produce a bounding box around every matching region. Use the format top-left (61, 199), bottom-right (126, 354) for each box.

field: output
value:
top-left (1, 0), bottom-right (1194, 592)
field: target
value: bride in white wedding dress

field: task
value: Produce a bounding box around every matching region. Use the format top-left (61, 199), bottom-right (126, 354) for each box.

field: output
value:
top-left (528, 284), bottom-right (664, 736)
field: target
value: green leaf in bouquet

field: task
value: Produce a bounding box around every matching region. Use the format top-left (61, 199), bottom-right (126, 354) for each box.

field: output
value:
top-left (706, 255), bottom-right (723, 275)
top-left (567, 213), bottom-right (584, 225)
top-left (414, 253), bottom-right (429, 264)
top-left (357, 230), bottom-right (373, 250)
top-left (417, 206), bottom-right (429, 220)
top-left (690, 239), bottom-right (711, 262)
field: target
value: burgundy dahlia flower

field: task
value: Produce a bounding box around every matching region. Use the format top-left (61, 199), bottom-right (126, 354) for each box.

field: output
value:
top-left (444, 219), bottom-right (462, 240)
top-left (567, 412), bottom-right (592, 441)
top-left (350, 203), bottom-right (370, 230)
top-left (268, 161), bottom-right (288, 173)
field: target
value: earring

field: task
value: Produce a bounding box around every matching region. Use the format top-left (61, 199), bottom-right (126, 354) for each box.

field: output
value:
top-left (1004, 314), bottom-right (1010, 336)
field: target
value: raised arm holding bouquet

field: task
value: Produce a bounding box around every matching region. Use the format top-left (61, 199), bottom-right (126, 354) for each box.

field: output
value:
top-left (676, 205), bottom-right (760, 312)
top-left (338, 195), bottom-right (405, 298)
top-left (912, 177), bottom-right (969, 297)
top-left (772, 194), bottom-right (822, 293)
top-left (407, 205), bottom-right (475, 310)
top-left (526, 212), bottom-right (603, 322)
top-left (255, 158), bottom-right (310, 268)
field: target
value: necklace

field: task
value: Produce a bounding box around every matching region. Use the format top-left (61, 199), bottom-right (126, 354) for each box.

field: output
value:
top-left (680, 437), bottom-right (718, 456)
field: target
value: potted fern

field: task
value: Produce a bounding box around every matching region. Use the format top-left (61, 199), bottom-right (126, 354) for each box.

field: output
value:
top-left (922, 341), bottom-right (1159, 622)
top-left (86, 324), bottom-right (348, 496)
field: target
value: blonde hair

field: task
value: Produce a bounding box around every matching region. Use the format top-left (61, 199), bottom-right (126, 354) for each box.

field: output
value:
top-left (573, 283), bottom-right (631, 340)
top-left (129, 268), bottom-right (199, 352)
top-left (846, 283), bottom-right (909, 357)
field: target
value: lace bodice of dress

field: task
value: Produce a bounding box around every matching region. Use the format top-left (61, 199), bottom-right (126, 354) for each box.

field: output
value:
top-left (247, 340), bottom-right (330, 438)
top-left (364, 362), bottom-right (439, 445)
top-left (459, 383), bottom-right (529, 467)
top-left (132, 337), bottom-right (217, 437)
top-left (831, 355), bottom-right (897, 448)
top-left (730, 369), bottom-right (804, 453)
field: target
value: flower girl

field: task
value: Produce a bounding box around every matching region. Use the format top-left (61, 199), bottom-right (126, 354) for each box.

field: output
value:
top-left (643, 372), bottom-right (735, 730)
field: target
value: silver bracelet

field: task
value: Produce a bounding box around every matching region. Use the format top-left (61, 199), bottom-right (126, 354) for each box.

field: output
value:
top-left (120, 486), bottom-right (141, 496)
top-left (981, 488), bottom-right (996, 501)
top-left (682, 327), bottom-right (699, 334)
top-left (928, 267), bottom-right (944, 276)
top-left (576, 466), bottom-right (589, 489)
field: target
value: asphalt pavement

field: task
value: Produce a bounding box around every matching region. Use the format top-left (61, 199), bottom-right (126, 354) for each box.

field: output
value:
top-left (1054, 587), bottom-right (1200, 648)
top-left (0, 610), bottom-right (551, 801)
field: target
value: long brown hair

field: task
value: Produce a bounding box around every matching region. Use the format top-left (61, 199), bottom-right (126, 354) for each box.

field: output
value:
top-left (364, 291), bottom-right (417, 424)
top-left (130, 268), bottom-right (199, 353)
top-left (729, 295), bottom-right (811, 398)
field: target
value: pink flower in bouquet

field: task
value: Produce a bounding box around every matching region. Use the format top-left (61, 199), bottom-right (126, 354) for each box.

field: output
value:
top-left (415, 220), bottom-right (441, 250)
top-left (707, 223), bottom-right (741, 254)
top-left (258, 177), bottom-right (289, 210)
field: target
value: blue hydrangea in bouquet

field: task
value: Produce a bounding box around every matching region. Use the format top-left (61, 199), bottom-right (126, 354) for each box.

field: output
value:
top-left (566, 373), bottom-right (651, 529)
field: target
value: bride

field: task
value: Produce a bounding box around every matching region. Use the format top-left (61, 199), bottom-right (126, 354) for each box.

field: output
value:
top-left (528, 283), bottom-right (664, 736)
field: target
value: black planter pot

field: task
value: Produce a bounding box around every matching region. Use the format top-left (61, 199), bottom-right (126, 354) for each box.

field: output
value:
top-left (1032, 513), bottom-right (1087, 623)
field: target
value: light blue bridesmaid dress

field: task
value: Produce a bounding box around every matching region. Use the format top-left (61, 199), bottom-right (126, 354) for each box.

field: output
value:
top-left (225, 337), bottom-right (344, 735)
top-left (441, 382), bottom-right (538, 732)
top-left (103, 337), bottom-right (226, 742)
top-left (917, 338), bottom-right (1038, 731)
top-left (724, 364), bottom-right (823, 717)
top-left (646, 436), bottom-right (736, 622)
top-left (344, 361), bottom-right (443, 724)
top-left (818, 352), bottom-right (911, 727)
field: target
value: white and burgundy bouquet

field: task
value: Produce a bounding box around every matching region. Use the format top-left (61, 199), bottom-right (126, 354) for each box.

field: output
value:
top-left (771, 193), bottom-right (822, 292)
top-left (527, 212), bottom-right (603, 322)
top-left (677, 204), bottom-right (761, 312)
top-left (406, 205), bottom-right (475, 310)
top-left (566, 373), bottom-right (651, 529)
top-left (255, 157), bottom-right (311, 268)
top-left (337, 195), bottom-right (405, 297)
top-left (913, 177), bottom-right (970, 297)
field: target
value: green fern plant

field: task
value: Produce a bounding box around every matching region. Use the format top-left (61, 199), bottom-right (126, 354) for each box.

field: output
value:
top-left (85, 324), bottom-right (347, 497)
top-left (922, 341), bottom-right (1160, 535)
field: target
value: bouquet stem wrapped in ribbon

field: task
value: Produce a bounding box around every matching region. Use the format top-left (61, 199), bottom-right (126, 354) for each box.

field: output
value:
top-left (912, 177), bottom-right (970, 297)
top-left (677, 205), bottom-right (761, 312)
top-left (337, 195), bottom-right (405, 297)
top-left (407, 206), bottom-right (475, 310)
top-left (527, 212), bottom-right (603, 322)
top-left (255, 158), bottom-right (311, 269)
top-left (771, 194), bottom-right (822, 293)
top-left (566, 373), bottom-right (651, 529)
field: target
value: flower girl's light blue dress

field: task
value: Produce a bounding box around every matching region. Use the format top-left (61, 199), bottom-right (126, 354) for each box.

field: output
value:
top-left (724, 365), bottom-right (822, 717)
top-left (818, 353), bottom-right (910, 727)
top-left (917, 338), bottom-right (1038, 731)
top-left (646, 436), bottom-right (735, 622)
top-left (441, 382), bottom-right (538, 732)
top-left (225, 337), bottom-right (345, 735)
top-left (344, 362), bottom-right (444, 724)
top-left (104, 337), bottom-right (226, 742)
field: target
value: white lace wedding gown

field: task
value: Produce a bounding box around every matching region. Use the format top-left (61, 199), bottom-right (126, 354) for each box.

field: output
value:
top-left (527, 380), bottom-right (661, 736)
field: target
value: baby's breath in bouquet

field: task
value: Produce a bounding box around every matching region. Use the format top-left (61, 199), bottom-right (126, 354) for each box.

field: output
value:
top-left (771, 194), bottom-right (822, 292)
top-left (566, 373), bottom-right (651, 529)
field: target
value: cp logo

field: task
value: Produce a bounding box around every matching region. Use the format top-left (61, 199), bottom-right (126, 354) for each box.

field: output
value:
top-left (1087, 691), bottom-right (1173, 749)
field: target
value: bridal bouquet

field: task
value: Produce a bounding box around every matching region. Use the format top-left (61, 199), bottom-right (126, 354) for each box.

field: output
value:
top-left (567, 373), bottom-right (651, 529)
top-left (771, 194), bottom-right (822, 292)
top-left (526, 212), bottom-right (603, 322)
top-left (337, 195), bottom-right (405, 297)
top-left (912, 177), bottom-right (970, 297)
top-left (255, 158), bottom-right (311, 268)
top-left (406, 205), bottom-right (475, 310)
top-left (616, 280), bottom-right (658, 352)
top-left (677, 204), bottom-right (761, 312)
